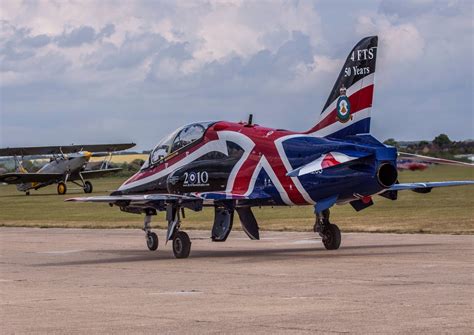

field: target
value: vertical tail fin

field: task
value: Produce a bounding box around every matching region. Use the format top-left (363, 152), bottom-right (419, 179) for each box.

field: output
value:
top-left (306, 36), bottom-right (378, 138)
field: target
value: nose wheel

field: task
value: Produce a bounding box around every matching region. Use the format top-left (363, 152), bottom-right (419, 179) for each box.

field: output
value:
top-left (141, 212), bottom-right (192, 258)
top-left (146, 232), bottom-right (159, 251)
top-left (142, 214), bottom-right (159, 251)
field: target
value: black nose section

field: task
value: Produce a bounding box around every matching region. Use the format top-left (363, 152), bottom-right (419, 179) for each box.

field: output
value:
top-left (377, 163), bottom-right (398, 188)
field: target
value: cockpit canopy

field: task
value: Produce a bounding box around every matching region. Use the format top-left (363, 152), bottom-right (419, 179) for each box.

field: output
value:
top-left (142, 121), bottom-right (215, 170)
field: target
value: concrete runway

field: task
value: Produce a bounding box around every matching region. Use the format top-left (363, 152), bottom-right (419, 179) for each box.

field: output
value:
top-left (0, 228), bottom-right (472, 334)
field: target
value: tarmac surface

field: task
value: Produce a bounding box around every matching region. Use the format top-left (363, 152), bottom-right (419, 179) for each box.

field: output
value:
top-left (0, 227), bottom-right (473, 334)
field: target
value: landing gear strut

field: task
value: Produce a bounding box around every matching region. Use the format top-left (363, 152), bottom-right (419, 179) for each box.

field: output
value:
top-left (73, 173), bottom-right (93, 194)
top-left (314, 209), bottom-right (341, 250)
top-left (143, 214), bottom-right (158, 251)
top-left (141, 206), bottom-right (192, 258)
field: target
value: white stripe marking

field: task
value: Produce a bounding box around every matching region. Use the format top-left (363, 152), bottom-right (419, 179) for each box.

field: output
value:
top-left (317, 73), bottom-right (374, 122)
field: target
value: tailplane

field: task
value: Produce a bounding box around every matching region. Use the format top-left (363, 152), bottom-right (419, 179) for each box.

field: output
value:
top-left (306, 36), bottom-right (378, 138)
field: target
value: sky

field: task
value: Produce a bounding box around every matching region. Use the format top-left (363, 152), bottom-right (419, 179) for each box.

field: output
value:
top-left (0, 0), bottom-right (472, 151)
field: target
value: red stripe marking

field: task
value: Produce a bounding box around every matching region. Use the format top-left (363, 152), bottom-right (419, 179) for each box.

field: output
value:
top-left (305, 84), bottom-right (374, 134)
top-left (231, 128), bottom-right (308, 205)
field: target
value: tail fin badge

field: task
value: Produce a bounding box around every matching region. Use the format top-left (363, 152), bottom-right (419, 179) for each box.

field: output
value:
top-left (336, 86), bottom-right (352, 123)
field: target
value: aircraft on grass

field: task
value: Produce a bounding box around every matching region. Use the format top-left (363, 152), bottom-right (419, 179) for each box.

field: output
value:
top-left (0, 143), bottom-right (135, 195)
top-left (67, 36), bottom-right (473, 258)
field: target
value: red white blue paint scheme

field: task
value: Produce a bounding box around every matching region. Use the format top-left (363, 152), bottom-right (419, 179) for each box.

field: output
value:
top-left (68, 36), bottom-right (474, 258)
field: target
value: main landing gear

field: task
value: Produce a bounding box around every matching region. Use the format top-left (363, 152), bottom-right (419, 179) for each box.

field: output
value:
top-left (57, 182), bottom-right (67, 195)
top-left (142, 207), bottom-right (192, 259)
top-left (314, 209), bottom-right (341, 250)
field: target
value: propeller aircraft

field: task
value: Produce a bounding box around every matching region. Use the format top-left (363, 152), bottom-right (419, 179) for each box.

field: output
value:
top-left (67, 36), bottom-right (473, 258)
top-left (0, 143), bottom-right (135, 195)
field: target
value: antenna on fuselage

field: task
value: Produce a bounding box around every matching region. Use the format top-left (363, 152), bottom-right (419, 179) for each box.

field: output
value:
top-left (247, 114), bottom-right (253, 126)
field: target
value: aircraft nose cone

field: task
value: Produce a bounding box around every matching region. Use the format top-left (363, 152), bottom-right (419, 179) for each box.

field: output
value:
top-left (83, 151), bottom-right (92, 160)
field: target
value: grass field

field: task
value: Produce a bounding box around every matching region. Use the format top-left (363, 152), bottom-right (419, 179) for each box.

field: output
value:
top-left (0, 166), bottom-right (472, 233)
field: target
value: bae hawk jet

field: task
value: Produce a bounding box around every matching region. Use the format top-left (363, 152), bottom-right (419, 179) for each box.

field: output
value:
top-left (0, 143), bottom-right (135, 195)
top-left (67, 36), bottom-right (473, 258)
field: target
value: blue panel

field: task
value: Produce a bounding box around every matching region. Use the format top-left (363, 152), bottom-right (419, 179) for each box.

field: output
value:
top-left (314, 195), bottom-right (338, 213)
top-left (325, 118), bottom-right (371, 139)
top-left (252, 168), bottom-right (285, 205)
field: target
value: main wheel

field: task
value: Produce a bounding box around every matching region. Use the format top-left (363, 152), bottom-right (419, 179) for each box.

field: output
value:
top-left (57, 182), bottom-right (67, 195)
top-left (172, 231), bottom-right (191, 259)
top-left (146, 232), bottom-right (158, 251)
top-left (322, 224), bottom-right (341, 250)
top-left (83, 181), bottom-right (93, 194)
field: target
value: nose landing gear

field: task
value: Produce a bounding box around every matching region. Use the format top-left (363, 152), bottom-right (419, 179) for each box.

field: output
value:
top-left (143, 214), bottom-right (159, 251)
top-left (314, 209), bottom-right (341, 250)
top-left (141, 207), bottom-right (192, 258)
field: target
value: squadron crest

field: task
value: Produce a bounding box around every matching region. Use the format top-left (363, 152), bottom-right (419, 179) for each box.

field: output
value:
top-left (336, 86), bottom-right (352, 123)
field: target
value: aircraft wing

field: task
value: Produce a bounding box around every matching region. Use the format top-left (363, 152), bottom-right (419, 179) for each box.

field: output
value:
top-left (0, 172), bottom-right (63, 184)
top-left (79, 168), bottom-right (123, 179)
top-left (389, 181), bottom-right (474, 193)
top-left (66, 191), bottom-right (271, 203)
top-left (0, 143), bottom-right (136, 156)
top-left (66, 194), bottom-right (200, 205)
top-left (398, 152), bottom-right (473, 167)
top-left (191, 191), bottom-right (272, 200)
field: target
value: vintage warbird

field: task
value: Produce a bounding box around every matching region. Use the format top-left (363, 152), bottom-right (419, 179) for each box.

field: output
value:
top-left (0, 143), bottom-right (135, 195)
top-left (67, 36), bottom-right (473, 258)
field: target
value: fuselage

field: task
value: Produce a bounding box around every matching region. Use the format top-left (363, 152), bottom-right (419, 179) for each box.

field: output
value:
top-left (116, 121), bottom-right (398, 206)
top-left (17, 155), bottom-right (90, 191)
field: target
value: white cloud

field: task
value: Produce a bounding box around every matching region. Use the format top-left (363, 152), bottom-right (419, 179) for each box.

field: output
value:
top-left (0, 0), bottom-right (472, 149)
top-left (356, 15), bottom-right (425, 65)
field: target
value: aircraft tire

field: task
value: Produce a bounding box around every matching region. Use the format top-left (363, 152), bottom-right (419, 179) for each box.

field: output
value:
top-left (172, 231), bottom-right (191, 259)
top-left (146, 232), bottom-right (159, 251)
top-left (25, 191), bottom-right (30, 196)
top-left (83, 181), bottom-right (93, 194)
top-left (57, 182), bottom-right (67, 195)
top-left (322, 224), bottom-right (341, 250)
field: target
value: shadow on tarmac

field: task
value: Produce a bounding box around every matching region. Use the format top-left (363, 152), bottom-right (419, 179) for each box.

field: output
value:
top-left (34, 242), bottom-right (441, 267)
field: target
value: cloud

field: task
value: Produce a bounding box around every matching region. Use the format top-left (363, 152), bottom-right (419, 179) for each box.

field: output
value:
top-left (0, 0), bottom-right (472, 149)
top-left (55, 24), bottom-right (117, 48)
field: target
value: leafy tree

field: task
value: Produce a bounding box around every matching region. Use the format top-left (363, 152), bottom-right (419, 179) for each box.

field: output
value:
top-left (383, 138), bottom-right (398, 147)
top-left (433, 134), bottom-right (452, 148)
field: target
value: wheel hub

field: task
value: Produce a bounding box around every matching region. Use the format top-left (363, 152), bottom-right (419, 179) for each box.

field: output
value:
top-left (175, 238), bottom-right (182, 253)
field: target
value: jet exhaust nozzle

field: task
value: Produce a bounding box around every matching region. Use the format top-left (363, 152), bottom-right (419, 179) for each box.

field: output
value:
top-left (377, 163), bottom-right (398, 188)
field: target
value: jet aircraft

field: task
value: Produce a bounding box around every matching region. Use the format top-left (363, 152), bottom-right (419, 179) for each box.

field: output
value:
top-left (0, 143), bottom-right (135, 195)
top-left (67, 36), bottom-right (473, 258)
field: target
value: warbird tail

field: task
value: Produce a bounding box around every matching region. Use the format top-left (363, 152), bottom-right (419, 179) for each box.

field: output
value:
top-left (306, 36), bottom-right (378, 138)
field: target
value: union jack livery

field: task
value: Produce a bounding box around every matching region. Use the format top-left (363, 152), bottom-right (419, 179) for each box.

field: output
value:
top-left (68, 36), bottom-right (474, 258)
